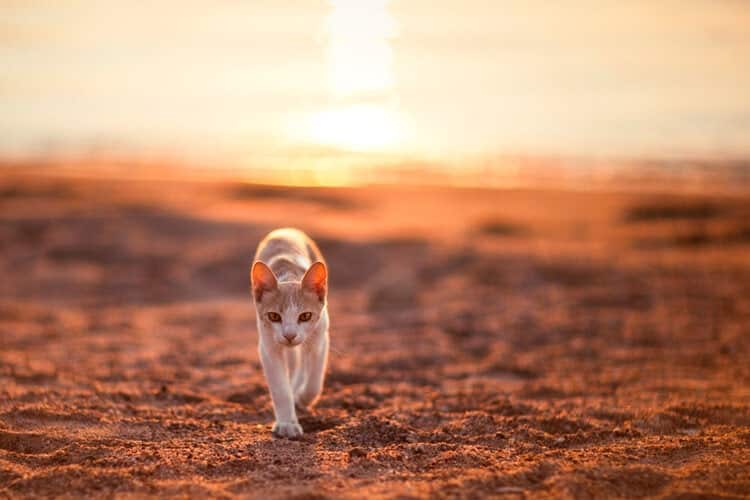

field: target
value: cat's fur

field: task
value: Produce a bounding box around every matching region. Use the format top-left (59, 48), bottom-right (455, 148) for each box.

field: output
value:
top-left (250, 228), bottom-right (329, 439)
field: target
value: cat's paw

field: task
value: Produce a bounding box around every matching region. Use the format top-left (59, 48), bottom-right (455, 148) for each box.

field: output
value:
top-left (272, 421), bottom-right (304, 439)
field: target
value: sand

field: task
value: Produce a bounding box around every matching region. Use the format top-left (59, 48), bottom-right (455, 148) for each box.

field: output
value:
top-left (1, 172), bottom-right (749, 498)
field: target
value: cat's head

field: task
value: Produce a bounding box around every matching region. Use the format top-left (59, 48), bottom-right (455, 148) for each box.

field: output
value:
top-left (250, 261), bottom-right (327, 347)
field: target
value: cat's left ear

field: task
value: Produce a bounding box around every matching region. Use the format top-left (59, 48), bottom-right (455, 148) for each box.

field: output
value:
top-left (302, 261), bottom-right (327, 301)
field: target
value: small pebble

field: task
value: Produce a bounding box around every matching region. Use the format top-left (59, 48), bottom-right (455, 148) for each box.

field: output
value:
top-left (348, 447), bottom-right (367, 459)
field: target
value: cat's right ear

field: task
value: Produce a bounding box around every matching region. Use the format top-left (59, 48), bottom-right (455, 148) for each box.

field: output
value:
top-left (251, 261), bottom-right (277, 302)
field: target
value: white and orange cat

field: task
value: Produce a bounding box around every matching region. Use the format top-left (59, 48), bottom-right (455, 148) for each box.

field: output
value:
top-left (250, 228), bottom-right (329, 439)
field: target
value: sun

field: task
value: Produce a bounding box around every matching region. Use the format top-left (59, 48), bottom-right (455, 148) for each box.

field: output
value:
top-left (308, 104), bottom-right (402, 152)
top-left (305, 0), bottom-right (404, 152)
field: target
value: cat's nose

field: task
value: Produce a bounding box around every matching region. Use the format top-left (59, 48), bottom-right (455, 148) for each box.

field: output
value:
top-left (283, 332), bottom-right (297, 343)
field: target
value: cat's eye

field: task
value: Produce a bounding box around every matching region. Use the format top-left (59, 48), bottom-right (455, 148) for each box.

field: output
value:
top-left (298, 312), bottom-right (312, 323)
top-left (267, 312), bottom-right (282, 323)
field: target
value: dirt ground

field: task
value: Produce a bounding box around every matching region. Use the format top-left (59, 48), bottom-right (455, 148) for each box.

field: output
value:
top-left (1, 171), bottom-right (749, 498)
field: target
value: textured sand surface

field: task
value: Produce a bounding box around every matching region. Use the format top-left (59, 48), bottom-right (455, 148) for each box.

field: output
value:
top-left (1, 174), bottom-right (749, 498)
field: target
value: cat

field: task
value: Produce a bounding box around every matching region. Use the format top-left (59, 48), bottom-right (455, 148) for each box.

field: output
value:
top-left (250, 228), bottom-right (329, 439)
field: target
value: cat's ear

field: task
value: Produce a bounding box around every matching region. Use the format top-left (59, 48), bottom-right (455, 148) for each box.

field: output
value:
top-left (302, 261), bottom-right (327, 301)
top-left (251, 261), bottom-right (277, 302)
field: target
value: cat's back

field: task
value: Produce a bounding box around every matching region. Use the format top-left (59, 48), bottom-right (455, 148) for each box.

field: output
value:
top-left (255, 228), bottom-right (324, 280)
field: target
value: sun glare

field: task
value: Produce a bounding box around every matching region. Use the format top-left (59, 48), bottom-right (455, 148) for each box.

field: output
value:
top-left (326, 0), bottom-right (395, 97)
top-left (308, 104), bottom-right (402, 152)
top-left (305, 0), bottom-right (404, 152)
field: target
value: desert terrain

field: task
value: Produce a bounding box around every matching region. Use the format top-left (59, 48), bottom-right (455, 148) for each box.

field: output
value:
top-left (1, 169), bottom-right (749, 498)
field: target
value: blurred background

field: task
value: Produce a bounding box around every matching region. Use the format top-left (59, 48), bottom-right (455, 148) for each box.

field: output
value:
top-left (2, 0), bottom-right (749, 186)
top-left (2, 3), bottom-right (750, 497)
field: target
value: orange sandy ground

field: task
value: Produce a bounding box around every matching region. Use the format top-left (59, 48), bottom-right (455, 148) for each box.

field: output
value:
top-left (1, 172), bottom-right (749, 498)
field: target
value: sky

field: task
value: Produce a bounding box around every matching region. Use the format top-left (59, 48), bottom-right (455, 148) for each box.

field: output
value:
top-left (2, 0), bottom-right (750, 171)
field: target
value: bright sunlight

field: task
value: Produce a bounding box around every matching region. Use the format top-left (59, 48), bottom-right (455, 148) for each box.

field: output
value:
top-left (306, 0), bottom-right (405, 152)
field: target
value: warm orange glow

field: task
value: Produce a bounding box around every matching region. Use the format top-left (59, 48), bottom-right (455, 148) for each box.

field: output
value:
top-left (3, 1), bottom-right (750, 166)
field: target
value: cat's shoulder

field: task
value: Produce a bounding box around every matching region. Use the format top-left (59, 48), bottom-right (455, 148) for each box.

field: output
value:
top-left (263, 227), bottom-right (310, 245)
top-left (256, 228), bottom-right (324, 264)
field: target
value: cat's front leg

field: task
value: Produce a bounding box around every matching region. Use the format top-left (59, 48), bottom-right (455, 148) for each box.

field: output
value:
top-left (287, 347), bottom-right (305, 396)
top-left (295, 328), bottom-right (329, 409)
top-left (259, 342), bottom-right (302, 438)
